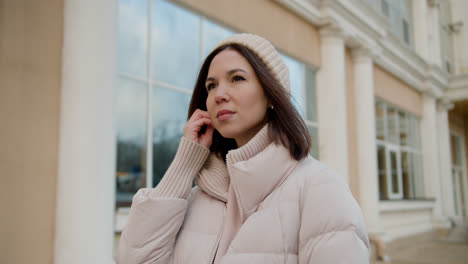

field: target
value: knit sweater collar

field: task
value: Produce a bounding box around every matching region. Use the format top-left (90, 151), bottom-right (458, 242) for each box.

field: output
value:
top-left (196, 124), bottom-right (299, 221)
top-left (227, 123), bottom-right (272, 164)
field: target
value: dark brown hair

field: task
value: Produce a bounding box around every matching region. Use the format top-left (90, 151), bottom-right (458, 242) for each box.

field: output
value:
top-left (188, 43), bottom-right (311, 160)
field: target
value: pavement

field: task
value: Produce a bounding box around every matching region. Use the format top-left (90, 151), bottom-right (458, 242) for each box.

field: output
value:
top-left (372, 226), bottom-right (468, 264)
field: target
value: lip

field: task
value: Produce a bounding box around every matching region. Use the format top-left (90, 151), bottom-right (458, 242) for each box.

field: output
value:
top-left (216, 109), bottom-right (235, 121)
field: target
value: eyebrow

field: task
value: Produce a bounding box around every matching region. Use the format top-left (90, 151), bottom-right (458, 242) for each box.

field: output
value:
top-left (206, 68), bottom-right (247, 83)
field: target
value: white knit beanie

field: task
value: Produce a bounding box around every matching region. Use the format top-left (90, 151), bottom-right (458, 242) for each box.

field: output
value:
top-left (212, 33), bottom-right (290, 93)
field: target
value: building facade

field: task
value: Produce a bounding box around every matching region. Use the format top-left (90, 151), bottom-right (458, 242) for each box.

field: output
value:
top-left (2, 0), bottom-right (468, 263)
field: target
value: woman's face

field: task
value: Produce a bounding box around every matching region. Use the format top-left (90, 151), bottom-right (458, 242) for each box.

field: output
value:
top-left (205, 49), bottom-right (269, 147)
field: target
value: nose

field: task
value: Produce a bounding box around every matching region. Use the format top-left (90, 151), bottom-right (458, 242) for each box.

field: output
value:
top-left (214, 82), bottom-right (230, 104)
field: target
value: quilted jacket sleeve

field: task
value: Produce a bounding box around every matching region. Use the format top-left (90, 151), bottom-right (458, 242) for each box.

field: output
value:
top-left (115, 137), bottom-right (210, 264)
top-left (298, 167), bottom-right (370, 264)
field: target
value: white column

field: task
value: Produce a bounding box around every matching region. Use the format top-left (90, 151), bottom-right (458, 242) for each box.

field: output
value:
top-left (421, 93), bottom-right (447, 228)
top-left (316, 26), bottom-right (349, 182)
top-left (54, 0), bottom-right (117, 263)
top-left (352, 47), bottom-right (382, 235)
top-left (437, 99), bottom-right (456, 221)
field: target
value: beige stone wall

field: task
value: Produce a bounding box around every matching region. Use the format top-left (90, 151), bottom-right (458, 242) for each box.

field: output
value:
top-left (345, 48), bottom-right (359, 202)
top-left (173, 0), bottom-right (321, 67)
top-left (374, 65), bottom-right (423, 117)
top-left (0, 0), bottom-right (63, 263)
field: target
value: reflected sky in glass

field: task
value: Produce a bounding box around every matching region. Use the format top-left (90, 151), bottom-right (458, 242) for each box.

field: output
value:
top-left (399, 111), bottom-right (408, 146)
top-left (203, 20), bottom-right (235, 58)
top-left (118, 0), bottom-right (148, 76)
top-left (281, 54), bottom-right (305, 117)
top-left (116, 77), bottom-right (147, 144)
top-left (387, 107), bottom-right (399, 144)
top-left (116, 77), bottom-right (147, 203)
top-left (304, 66), bottom-right (317, 122)
top-left (152, 86), bottom-right (191, 186)
top-left (308, 124), bottom-right (319, 158)
top-left (152, 0), bottom-right (200, 90)
top-left (375, 102), bottom-right (386, 141)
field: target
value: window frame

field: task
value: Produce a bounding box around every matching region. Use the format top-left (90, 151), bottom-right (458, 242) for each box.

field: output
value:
top-left (366, 0), bottom-right (413, 47)
top-left (116, 0), bottom-right (320, 200)
top-left (450, 131), bottom-right (468, 219)
top-left (375, 98), bottom-right (424, 200)
top-left (300, 63), bottom-right (319, 157)
top-left (385, 144), bottom-right (404, 199)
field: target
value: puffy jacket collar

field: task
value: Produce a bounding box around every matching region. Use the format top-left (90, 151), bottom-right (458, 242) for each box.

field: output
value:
top-left (196, 124), bottom-right (299, 221)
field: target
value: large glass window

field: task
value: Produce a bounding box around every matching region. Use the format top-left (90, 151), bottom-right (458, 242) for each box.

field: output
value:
top-left (282, 54), bottom-right (319, 158)
top-left (115, 77), bottom-right (147, 207)
top-left (367, 0), bottom-right (413, 47)
top-left (375, 98), bottom-right (424, 200)
top-left (450, 133), bottom-right (467, 217)
top-left (116, 0), bottom-right (235, 208)
top-left (116, 0), bottom-right (319, 209)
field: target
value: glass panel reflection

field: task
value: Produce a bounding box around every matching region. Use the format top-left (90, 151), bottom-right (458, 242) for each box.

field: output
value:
top-left (390, 150), bottom-right (399, 194)
top-left (375, 101), bottom-right (385, 141)
top-left (401, 151), bottom-right (411, 198)
top-left (281, 54), bottom-right (305, 116)
top-left (414, 117), bottom-right (421, 149)
top-left (116, 77), bottom-right (147, 207)
top-left (453, 169), bottom-right (459, 214)
top-left (455, 135), bottom-right (463, 166)
top-left (118, 0), bottom-right (148, 76)
top-left (307, 124), bottom-right (319, 158)
top-left (152, 86), bottom-right (192, 186)
top-left (152, 0), bottom-right (201, 89)
top-left (203, 19), bottom-right (235, 58)
top-left (305, 66), bottom-right (317, 122)
top-left (399, 111), bottom-right (408, 146)
top-left (377, 145), bottom-right (388, 199)
top-left (413, 153), bottom-right (425, 198)
top-left (408, 116), bottom-right (415, 147)
top-left (451, 134), bottom-right (457, 165)
top-left (387, 107), bottom-right (398, 144)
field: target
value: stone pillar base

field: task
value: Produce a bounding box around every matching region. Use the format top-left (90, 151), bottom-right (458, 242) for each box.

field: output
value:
top-left (369, 232), bottom-right (392, 263)
top-left (432, 217), bottom-right (453, 232)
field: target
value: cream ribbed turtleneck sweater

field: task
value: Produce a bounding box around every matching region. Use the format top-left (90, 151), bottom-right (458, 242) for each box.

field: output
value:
top-left (151, 124), bottom-right (271, 200)
top-left (150, 125), bottom-right (275, 263)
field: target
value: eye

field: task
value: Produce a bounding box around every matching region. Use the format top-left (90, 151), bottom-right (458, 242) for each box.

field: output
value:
top-left (206, 83), bottom-right (216, 91)
top-left (232, 75), bottom-right (245, 82)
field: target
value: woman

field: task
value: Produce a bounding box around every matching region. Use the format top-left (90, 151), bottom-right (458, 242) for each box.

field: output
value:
top-left (116, 33), bottom-right (370, 264)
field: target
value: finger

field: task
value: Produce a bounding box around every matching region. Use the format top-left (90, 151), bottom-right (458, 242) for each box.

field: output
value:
top-left (191, 109), bottom-right (210, 120)
top-left (205, 124), bottom-right (214, 137)
top-left (191, 118), bottom-right (212, 130)
top-left (200, 124), bottom-right (214, 148)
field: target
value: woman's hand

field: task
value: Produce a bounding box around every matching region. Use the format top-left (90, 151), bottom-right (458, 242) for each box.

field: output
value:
top-left (183, 109), bottom-right (214, 148)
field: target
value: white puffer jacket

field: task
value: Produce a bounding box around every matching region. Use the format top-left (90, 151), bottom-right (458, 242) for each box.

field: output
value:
top-left (116, 126), bottom-right (370, 263)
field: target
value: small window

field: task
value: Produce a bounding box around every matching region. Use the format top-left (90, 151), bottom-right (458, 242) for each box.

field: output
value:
top-left (445, 59), bottom-right (452, 74)
top-left (381, 0), bottom-right (390, 17)
top-left (281, 54), bottom-right (319, 158)
top-left (375, 99), bottom-right (424, 200)
top-left (403, 19), bottom-right (410, 45)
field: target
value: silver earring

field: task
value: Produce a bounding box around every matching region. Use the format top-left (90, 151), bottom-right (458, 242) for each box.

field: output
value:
top-left (269, 105), bottom-right (274, 110)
